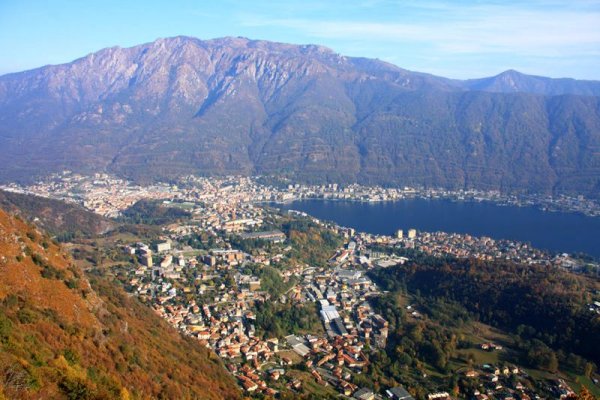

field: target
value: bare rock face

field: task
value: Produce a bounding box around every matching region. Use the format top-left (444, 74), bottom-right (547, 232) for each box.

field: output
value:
top-left (1, 36), bottom-right (599, 197)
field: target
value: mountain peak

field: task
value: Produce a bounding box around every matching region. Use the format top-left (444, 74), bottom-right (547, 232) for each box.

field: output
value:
top-left (497, 69), bottom-right (524, 77)
top-left (465, 67), bottom-right (600, 96)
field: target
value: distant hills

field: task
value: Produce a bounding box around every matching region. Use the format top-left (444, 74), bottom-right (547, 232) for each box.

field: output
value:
top-left (463, 69), bottom-right (600, 96)
top-left (0, 190), bottom-right (114, 239)
top-left (0, 36), bottom-right (599, 196)
top-left (0, 206), bottom-right (240, 399)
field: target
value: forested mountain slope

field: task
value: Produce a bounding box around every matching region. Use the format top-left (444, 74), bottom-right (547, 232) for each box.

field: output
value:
top-left (0, 208), bottom-right (240, 399)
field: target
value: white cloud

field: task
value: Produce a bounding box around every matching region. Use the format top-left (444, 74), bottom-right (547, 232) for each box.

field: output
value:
top-left (239, 2), bottom-right (600, 59)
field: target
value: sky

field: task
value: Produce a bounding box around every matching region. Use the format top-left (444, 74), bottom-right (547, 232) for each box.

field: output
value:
top-left (0, 0), bottom-right (599, 80)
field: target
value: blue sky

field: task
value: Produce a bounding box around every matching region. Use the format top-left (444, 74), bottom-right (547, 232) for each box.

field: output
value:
top-left (0, 0), bottom-right (599, 79)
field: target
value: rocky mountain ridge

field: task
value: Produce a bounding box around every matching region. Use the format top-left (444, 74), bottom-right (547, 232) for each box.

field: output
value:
top-left (1, 36), bottom-right (599, 196)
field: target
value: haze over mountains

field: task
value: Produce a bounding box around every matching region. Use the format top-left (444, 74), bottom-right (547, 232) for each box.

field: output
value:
top-left (1, 36), bottom-right (599, 196)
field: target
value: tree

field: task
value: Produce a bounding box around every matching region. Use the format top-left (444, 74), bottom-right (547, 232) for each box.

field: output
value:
top-left (578, 386), bottom-right (595, 400)
top-left (526, 340), bottom-right (558, 372)
top-left (583, 362), bottom-right (595, 378)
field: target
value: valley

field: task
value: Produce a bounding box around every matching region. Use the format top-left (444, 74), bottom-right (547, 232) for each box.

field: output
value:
top-left (2, 174), bottom-right (596, 399)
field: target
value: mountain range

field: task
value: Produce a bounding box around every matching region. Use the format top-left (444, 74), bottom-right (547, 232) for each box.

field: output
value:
top-left (1, 36), bottom-right (599, 196)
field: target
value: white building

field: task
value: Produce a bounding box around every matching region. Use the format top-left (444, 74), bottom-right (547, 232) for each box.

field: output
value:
top-left (156, 241), bottom-right (171, 252)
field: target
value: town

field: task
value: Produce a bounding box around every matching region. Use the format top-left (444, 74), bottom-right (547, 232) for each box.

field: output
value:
top-left (112, 206), bottom-right (582, 399)
top-left (2, 171), bottom-right (600, 218)
top-left (113, 198), bottom-right (392, 397)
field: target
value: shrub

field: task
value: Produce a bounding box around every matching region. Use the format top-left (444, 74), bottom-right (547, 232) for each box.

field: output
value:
top-left (17, 308), bottom-right (38, 324)
top-left (0, 313), bottom-right (12, 343)
top-left (59, 376), bottom-right (96, 400)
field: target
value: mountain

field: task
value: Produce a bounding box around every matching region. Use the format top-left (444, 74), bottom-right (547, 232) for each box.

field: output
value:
top-left (464, 69), bottom-right (600, 96)
top-left (0, 207), bottom-right (240, 399)
top-left (0, 36), bottom-right (599, 196)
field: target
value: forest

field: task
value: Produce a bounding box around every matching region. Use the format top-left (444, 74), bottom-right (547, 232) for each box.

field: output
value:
top-left (118, 200), bottom-right (190, 225)
top-left (367, 253), bottom-right (600, 370)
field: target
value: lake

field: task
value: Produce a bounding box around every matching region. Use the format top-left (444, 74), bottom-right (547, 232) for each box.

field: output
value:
top-left (275, 199), bottom-right (600, 258)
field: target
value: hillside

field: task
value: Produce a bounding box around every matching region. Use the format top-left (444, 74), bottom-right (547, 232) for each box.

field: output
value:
top-left (0, 190), bottom-right (114, 240)
top-left (0, 208), bottom-right (240, 399)
top-left (368, 254), bottom-right (600, 365)
top-left (0, 36), bottom-right (599, 196)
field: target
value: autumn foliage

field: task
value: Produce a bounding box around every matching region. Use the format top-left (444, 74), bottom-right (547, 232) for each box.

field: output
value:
top-left (0, 209), bottom-right (240, 399)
